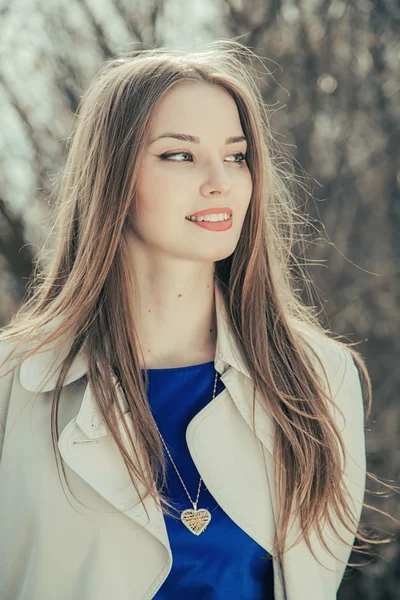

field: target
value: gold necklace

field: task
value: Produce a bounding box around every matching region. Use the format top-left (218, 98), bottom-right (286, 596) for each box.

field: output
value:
top-left (156, 369), bottom-right (218, 536)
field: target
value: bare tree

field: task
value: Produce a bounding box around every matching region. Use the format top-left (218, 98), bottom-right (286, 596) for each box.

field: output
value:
top-left (0, 0), bottom-right (167, 322)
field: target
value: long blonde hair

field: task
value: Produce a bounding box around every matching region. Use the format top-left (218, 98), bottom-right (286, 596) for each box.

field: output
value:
top-left (0, 40), bottom-right (396, 570)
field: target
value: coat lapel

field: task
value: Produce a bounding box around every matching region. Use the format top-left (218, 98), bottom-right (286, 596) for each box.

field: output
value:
top-left (55, 367), bottom-right (278, 556)
top-left (186, 381), bottom-right (276, 552)
top-left (57, 376), bottom-right (173, 560)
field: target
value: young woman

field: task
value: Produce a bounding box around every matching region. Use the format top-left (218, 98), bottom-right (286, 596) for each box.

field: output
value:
top-left (0, 41), bottom-right (387, 599)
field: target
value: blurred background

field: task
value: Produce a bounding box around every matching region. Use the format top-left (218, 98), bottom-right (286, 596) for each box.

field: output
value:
top-left (0, 0), bottom-right (398, 597)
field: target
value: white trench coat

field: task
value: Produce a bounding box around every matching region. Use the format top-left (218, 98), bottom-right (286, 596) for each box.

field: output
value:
top-left (0, 292), bottom-right (366, 599)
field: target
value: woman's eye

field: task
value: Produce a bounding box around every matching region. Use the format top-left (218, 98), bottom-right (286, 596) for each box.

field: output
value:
top-left (159, 152), bottom-right (193, 162)
top-left (226, 152), bottom-right (247, 164)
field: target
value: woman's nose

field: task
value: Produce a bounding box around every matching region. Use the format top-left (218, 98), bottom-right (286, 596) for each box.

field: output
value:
top-left (199, 163), bottom-right (233, 197)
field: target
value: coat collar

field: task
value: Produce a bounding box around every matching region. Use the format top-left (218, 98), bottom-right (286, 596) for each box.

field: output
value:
top-left (19, 285), bottom-right (251, 395)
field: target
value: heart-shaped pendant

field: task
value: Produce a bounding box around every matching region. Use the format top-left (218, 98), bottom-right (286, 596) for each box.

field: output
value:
top-left (181, 508), bottom-right (211, 535)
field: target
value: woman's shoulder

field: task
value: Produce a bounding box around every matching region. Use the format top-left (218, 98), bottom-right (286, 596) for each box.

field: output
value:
top-left (293, 319), bottom-right (348, 366)
top-left (291, 319), bottom-right (364, 416)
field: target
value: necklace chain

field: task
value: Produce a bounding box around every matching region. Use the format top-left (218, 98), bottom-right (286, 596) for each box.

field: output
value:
top-left (156, 369), bottom-right (218, 509)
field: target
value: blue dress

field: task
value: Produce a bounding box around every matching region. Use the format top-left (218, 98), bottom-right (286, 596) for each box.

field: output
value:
top-left (142, 360), bottom-right (274, 599)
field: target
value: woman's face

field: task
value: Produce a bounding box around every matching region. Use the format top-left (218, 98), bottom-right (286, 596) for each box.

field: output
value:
top-left (130, 81), bottom-right (253, 264)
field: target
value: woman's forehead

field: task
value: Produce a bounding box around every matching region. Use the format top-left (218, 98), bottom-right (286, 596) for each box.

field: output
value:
top-left (148, 82), bottom-right (244, 141)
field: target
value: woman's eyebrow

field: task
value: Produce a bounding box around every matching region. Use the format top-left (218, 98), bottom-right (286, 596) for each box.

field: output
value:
top-left (149, 132), bottom-right (247, 145)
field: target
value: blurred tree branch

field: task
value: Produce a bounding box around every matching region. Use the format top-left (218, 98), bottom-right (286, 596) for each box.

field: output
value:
top-left (222, 1), bottom-right (399, 597)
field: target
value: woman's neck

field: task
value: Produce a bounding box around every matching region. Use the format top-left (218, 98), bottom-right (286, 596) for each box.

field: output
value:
top-left (132, 279), bottom-right (217, 370)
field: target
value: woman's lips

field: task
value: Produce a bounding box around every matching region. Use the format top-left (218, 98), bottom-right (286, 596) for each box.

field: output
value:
top-left (187, 217), bottom-right (232, 231)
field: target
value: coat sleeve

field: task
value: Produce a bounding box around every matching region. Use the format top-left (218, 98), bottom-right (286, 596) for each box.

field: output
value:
top-left (0, 341), bottom-right (17, 460)
top-left (297, 326), bottom-right (367, 590)
top-left (324, 344), bottom-right (367, 590)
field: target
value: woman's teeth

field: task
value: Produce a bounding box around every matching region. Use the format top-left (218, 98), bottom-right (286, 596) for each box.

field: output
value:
top-left (186, 213), bottom-right (232, 222)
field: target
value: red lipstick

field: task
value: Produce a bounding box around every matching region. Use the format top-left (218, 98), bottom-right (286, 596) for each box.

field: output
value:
top-left (185, 207), bottom-right (233, 232)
